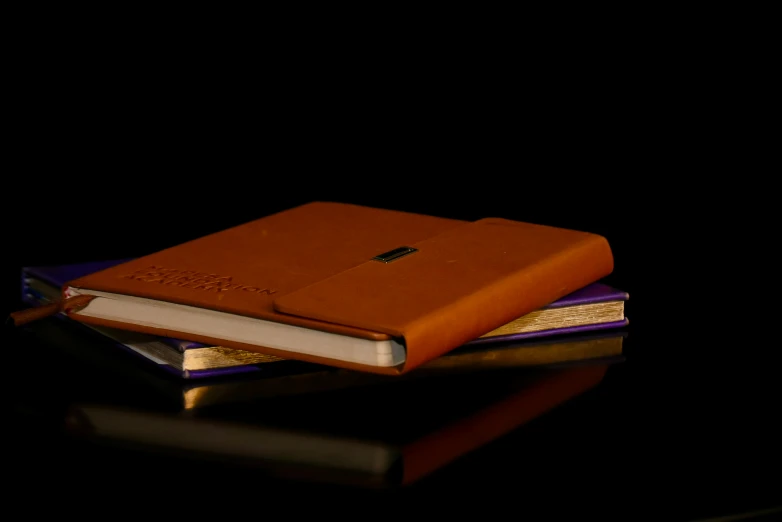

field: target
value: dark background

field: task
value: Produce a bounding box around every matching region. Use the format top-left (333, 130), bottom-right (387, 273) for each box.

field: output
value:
top-left (3, 45), bottom-right (779, 517)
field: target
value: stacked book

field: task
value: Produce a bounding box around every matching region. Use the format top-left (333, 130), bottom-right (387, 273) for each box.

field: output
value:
top-left (12, 202), bottom-right (630, 485)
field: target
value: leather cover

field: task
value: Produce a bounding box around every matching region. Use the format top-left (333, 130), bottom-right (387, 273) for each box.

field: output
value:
top-left (61, 202), bottom-right (614, 374)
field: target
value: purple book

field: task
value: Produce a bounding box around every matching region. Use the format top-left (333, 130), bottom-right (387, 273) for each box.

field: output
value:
top-left (20, 259), bottom-right (629, 378)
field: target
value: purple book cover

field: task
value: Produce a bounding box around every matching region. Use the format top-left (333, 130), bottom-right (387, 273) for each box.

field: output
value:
top-left (465, 282), bottom-right (629, 346)
top-left (20, 259), bottom-right (629, 374)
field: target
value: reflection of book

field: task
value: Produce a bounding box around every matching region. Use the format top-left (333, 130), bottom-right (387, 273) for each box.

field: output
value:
top-left (23, 315), bottom-right (625, 410)
top-left (64, 362), bottom-right (615, 488)
top-left (15, 202), bottom-right (615, 373)
top-left (21, 258), bottom-right (628, 378)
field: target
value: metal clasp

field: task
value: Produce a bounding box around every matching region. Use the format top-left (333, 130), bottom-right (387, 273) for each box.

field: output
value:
top-left (372, 246), bottom-right (418, 263)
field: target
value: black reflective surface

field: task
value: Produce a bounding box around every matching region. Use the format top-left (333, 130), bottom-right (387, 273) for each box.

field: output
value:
top-left (4, 188), bottom-right (779, 519)
top-left (3, 289), bottom-right (779, 519)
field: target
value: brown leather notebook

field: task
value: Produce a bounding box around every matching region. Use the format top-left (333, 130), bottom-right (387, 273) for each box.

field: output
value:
top-left (22, 202), bottom-right (614, 374)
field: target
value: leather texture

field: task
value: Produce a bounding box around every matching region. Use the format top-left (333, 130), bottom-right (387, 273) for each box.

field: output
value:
top-left (63, 202), bottom-right (614, 374)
